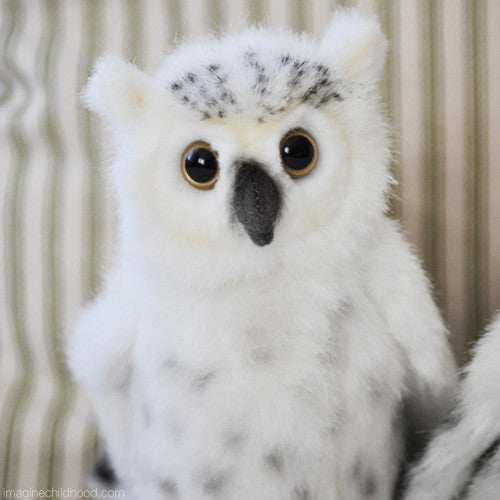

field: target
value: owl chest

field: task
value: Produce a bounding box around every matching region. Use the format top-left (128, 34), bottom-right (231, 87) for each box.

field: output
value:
top-left (131, 279), bottom-right (342, 437)
top-left (128, 283), bottom-right (404, 499)
top-left (133, 282), bottom-right (340, 411)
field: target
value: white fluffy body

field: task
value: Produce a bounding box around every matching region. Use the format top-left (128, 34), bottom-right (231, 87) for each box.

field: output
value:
top-left (67, 10), bottom-right (457, 500)
top-left (404, 314), bottom-right (500, 500)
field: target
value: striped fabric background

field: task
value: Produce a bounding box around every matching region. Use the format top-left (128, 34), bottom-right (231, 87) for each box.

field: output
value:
top-left (0, 0), bottom-right (498, 492)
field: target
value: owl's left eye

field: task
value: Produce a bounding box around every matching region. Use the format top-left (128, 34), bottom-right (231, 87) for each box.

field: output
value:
top-left (280, 129), bottom-right (318, 178)
top-left (181, 141), bottom-right (219, 189)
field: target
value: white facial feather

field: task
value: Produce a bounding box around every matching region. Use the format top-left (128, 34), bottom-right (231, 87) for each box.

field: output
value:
top-left (68, 9), bottom-right (457, 500)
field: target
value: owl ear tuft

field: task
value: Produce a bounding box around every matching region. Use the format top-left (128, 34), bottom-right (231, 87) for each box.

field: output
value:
top-left (82, 55), bottom-right (161, 132)
top-left (321, 9), bottom-right (387, 87)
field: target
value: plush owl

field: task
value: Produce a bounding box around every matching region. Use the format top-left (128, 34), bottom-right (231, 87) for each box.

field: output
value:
top-left (404, 314), bottom-right (500, 500)
top-left (67, 9), bottom-right (457, 500)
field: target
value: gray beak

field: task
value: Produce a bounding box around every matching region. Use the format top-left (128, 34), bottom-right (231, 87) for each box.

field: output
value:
top-left (232, 161), bottom-right (282, 246)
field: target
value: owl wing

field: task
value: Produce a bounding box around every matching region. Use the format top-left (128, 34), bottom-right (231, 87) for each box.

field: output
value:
top-left (366, 219), bottom-right (458, 459)
top-left (403, 315), bottom-right (500, 500)
top-left (66, 260), bottom-right (140, 478)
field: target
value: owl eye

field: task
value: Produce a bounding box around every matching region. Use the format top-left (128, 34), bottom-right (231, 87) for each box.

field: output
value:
top-left (280, 129), bottom-right (318, 178)
top-left (181, 141), bottom-right (219, 189)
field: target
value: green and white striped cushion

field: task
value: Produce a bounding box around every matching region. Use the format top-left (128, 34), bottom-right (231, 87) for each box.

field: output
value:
top-left (0, 0), bottom-right (498, 492)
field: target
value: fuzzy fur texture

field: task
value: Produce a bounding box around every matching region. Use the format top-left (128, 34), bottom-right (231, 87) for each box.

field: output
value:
top-left (67, 9), bottom-right (457, 500)
top-left (404, 314), bottom-right (500, 500)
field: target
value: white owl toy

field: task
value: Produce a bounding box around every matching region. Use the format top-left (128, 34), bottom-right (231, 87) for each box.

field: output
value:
top-left (404, 313), bottom-right (500, 500)
top-left (67, 10), bottom-right (457, 500)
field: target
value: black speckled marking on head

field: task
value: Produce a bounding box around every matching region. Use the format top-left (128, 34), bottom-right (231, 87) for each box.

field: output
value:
top-left (283, 55), bottom-right (343, 108)
top-left (280, 54), bottom-right (292, 65)
top-left (207, 63), bottom-right (220, 72)
top-left (244, 49), bottom-right (270, 97)
top-left (159, 478), bottom-right (178, 497)
top-left (288, 59), bottom-right (306, 88)
top-left (264, 449), bottom-right (285, 473)
top-left (167, 62), bottom-right (239, 120)
top-left (166, 47), bottom-right (345, 122)
top-left (314, 63), bottom-right (329, 76)
top-left (292, 485), bottom-right (311, 500)
top-left (192, 371), bottom-right (215, 390)
top-left (203, 470), bottom-right (229, 495)
top-left (92, 453), bottom-right (117, 486)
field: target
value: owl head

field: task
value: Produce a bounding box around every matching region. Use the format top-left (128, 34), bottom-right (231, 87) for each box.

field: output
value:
top-left (85, 9), bottom-right (391, 288)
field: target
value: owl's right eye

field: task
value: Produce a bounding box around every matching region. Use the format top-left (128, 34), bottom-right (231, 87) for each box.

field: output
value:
top-left (181, 141), bottom-right (219, 189)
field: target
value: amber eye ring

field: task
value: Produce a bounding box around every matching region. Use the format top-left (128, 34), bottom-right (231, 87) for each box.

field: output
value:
top-left (181, 140), bottom-right (219, 190)
top-left (280, 129), bottom-right (318, 178)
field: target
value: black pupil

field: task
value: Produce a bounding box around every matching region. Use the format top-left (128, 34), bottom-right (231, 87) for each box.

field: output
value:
top-left (282, 134), bottom-right (314, 171)
top-left (185, 147), bottom-right (217, 183)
